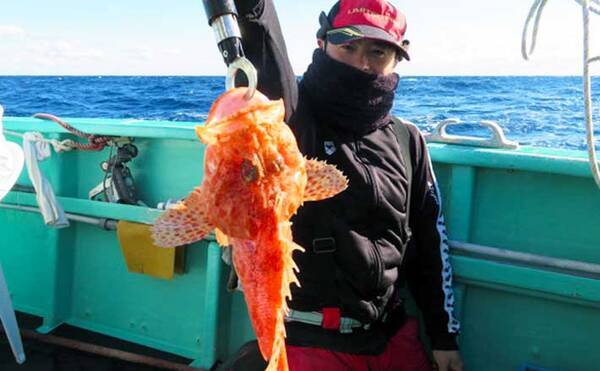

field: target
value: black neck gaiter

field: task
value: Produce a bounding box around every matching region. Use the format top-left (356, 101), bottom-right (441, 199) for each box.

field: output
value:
top-left (300, 48), bottom-right (399, 135)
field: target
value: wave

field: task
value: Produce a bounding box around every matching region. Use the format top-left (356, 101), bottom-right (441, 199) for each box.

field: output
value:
top-left (1, 76), bottom-right (598, 150)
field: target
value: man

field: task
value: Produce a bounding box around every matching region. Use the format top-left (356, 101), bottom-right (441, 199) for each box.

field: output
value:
top-left (224, 1), bottom-right (464, 370)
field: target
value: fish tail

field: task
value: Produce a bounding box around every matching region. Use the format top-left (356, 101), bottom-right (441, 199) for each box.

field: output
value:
top-left (265, 313), bottom-right (288, 371)
top-left (277, 345), bottom-right (288, 371)
top-left (265, 222), bottom-right (303, 371)
top-left (233, 221), bottom-right (304, 371)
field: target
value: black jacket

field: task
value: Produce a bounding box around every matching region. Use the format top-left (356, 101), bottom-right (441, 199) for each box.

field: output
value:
top-left (234, 0), bottom-right (460, 353)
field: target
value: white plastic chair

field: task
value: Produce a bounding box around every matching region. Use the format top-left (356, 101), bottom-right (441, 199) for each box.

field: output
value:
top-left (0, 105), bottom-right (26, 364)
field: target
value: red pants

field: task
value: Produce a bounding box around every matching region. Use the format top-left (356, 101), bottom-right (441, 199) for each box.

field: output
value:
top-left (286, 317), bottom-right (432, 371)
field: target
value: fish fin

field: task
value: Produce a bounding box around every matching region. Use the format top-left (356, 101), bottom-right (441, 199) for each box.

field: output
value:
top-left (265, 319), bottom-right (288, 371)
top-left (151, 187), bottom-right (214, 247)
top-left (303, 158), bottom-right (348, 202)
top-left (232, 221), bottom-right (301, 371)
top-left (214, 228), bottom-right (230, 247)
top-left (281, 223), bottom-right (304, 300)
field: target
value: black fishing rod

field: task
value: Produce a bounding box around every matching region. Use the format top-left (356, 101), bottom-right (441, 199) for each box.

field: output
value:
top-left (202, 0), bottom-right (257, 98)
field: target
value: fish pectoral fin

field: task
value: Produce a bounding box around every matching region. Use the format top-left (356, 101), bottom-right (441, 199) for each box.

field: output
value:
top-left (214, 228), bottom-right (230, 247)
top-left (151, 187), bottom-right (214, 247)
top-left (303, 158), bottom-right (348, 202)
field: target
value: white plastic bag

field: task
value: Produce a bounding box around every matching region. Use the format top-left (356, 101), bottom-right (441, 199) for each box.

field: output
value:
top-left (0, 104), bottom-right (26, 364)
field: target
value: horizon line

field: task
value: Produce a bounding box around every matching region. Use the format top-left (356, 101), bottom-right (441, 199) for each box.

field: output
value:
top-left (0, 74), bottom-right (597, 78)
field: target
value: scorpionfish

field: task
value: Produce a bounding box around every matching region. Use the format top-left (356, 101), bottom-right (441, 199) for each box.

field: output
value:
top-left (152, 87), bottom-right (347, 371)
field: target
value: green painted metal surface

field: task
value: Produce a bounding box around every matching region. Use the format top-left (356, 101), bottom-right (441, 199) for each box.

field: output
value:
top-left (0, 117), bottom-right (598, 370)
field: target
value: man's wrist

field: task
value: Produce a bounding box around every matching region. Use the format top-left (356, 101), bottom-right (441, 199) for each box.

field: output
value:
top-left (431, 332), bottom-right (459, 351)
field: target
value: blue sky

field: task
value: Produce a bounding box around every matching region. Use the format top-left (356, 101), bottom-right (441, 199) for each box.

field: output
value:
top-left (0, 0), bottom-right (598, 76)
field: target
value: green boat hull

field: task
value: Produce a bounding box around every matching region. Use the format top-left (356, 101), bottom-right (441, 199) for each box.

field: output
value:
top-left (1, 117), bottom-right (598, 370)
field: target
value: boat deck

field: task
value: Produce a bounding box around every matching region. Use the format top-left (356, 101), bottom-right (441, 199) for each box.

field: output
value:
top-left (0, 312), bottom-right (196, 371)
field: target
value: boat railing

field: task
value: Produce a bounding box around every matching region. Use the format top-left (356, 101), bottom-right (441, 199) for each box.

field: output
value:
top-left (423, 118), bottom-right (520, 149)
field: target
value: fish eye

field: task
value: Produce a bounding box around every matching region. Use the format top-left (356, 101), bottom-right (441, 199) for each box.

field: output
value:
top-left (240, 159), bottom-right (260, 182)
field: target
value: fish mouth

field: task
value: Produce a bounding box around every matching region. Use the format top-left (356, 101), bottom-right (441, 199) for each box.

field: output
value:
top-left (207, 87), bottom-right (270, 124)
top-left (195, 99), bottom-right (285, 145)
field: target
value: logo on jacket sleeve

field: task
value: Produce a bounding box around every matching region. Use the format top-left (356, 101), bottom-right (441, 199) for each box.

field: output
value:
top-left (427, 181), bottom-right (440, 206)
top-left (324, 141), bottom-right (336, 155)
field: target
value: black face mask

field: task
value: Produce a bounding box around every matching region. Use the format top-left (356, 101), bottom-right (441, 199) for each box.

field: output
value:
top-left (300, 48), bottom-right (399, 135)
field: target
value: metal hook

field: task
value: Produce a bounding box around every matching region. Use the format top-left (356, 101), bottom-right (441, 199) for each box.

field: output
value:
top-left (226, 56), bottom-right (258, 100)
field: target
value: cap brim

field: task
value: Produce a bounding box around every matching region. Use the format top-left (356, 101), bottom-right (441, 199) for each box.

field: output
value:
top-left (326, 25), bottom-right (410, 61)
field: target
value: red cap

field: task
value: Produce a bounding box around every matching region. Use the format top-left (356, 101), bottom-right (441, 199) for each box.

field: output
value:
top-left (318, 0), bottom-right (410, 60)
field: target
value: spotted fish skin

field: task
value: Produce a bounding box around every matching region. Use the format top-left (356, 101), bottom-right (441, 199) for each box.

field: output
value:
top-left (152, 88), bottom-right (347, 371)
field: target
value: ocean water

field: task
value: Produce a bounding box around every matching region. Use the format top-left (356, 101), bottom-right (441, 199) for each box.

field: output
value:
top-left (0, 76), bottom-right (598, 151)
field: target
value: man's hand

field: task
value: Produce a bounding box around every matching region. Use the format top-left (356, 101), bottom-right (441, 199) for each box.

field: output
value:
top-left (432, 350), bottom-right (464, 371)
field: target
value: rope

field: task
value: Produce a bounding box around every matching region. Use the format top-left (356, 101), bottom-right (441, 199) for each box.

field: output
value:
top-left (522, 0), bottom-right (600, 59)
top-left (32, 113), bottom-right (112, 151)
top-left (522, 0), bottom-right (600, 189)
top-left (3, 129), bottom-right (76, 153)
top-left (521, 0), bottom-right (548, 60)
top-left (581, 0), bottom-right (600, 188)
top-left (574, 0), bottom-right (600, 13)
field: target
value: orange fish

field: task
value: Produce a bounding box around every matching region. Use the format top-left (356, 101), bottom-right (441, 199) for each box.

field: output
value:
top-left (152, 88), bottom-right (347, 371)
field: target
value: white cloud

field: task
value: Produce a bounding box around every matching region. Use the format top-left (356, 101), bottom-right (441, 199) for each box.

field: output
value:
top-left (126, 46), bottom-right (154, 61)
top-left (1, 34), bottom-right (107, 74)
top-left (31, 40), bottom-right (105, 60)
top-left (125, 46), bottom-right (182, 60)
top-left (2, 0), bottom-right (598, 75)
top-left (0, 25), bottom-right (25, 38)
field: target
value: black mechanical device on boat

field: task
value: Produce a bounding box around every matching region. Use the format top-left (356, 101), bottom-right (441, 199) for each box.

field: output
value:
top-left (89, 142), bottom-right (140, 205)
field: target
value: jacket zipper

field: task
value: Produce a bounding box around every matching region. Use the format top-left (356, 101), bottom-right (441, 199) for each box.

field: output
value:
top-left (354, 138), bottom-right (380, 212)
top-left (355, 138), bottom-right (384, 290)
top-left (371, 239), bottom-right (384, 290)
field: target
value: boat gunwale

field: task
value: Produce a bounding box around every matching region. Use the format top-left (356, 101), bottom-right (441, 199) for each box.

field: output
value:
top-left (3, 116), bottom-right (596, 179)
